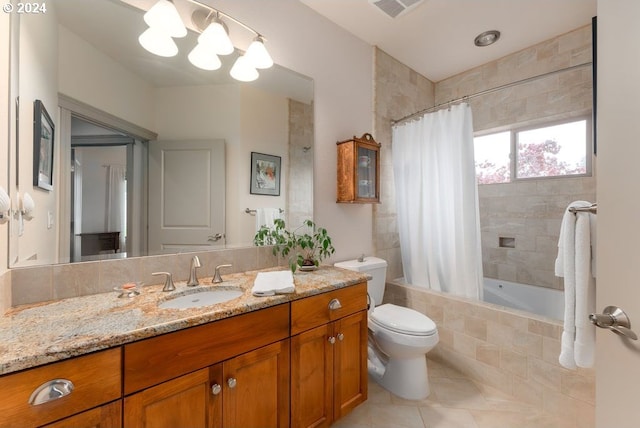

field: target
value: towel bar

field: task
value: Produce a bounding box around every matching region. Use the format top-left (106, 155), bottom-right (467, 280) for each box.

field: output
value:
top-left (568, 203), bottom-right (597, 214)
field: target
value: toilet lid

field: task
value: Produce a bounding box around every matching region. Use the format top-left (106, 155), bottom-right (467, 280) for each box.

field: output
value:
top-left (370, 304), bottom-right (437, 336)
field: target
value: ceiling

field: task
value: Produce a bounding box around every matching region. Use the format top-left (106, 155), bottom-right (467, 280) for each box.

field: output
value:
top-left (300, 0), bottom-right (596, 82)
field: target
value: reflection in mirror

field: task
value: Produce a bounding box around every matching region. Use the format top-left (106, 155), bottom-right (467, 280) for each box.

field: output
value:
top-left (9, 0), bottom-right (314, 267)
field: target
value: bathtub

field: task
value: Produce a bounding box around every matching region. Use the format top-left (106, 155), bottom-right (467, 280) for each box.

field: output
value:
top-left (483, 278), bottom-right (564, 320)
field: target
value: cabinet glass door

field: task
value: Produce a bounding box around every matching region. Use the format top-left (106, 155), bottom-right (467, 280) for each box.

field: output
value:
top-left (356, 146), bottom-right (376, 199)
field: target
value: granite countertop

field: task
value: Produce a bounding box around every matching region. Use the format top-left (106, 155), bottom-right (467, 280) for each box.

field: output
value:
top-left (0, 266), bottom-right (368, 376)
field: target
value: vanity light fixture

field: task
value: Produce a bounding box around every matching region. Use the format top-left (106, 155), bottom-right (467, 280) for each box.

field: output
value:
top-left (138, 0), bottom-right (273, 83)
top-left (474, 30), bottom-right (500, 47)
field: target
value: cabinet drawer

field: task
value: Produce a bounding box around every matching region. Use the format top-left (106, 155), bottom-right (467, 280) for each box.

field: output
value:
top-left (124, 303), bottom-right (290, 395)
top-left (0, 348), bottom-right (122, 428)
top-left (291, 283), bottom-right (367, 335)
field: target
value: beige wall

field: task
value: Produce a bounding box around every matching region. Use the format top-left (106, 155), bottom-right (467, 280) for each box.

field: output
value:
top-left (374, 25), bottom-right (595, 291)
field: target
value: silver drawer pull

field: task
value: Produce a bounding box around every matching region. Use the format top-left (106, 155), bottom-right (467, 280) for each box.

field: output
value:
top-left (337, 333), bottom-right (344, 341)
top-left (328, 298), bottom-right (342, 310)
top-left (328, 336), bottom-right (336, 344)
top-left (227, 378), bottom-right (237, 389)
top-left (29, 379), bottom-right (74, 406)
top-left (211, 383), bottom-right (222, 395)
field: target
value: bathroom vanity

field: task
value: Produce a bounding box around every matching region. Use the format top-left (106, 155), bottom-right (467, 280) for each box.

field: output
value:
top-left (0, 267), bottom-right (368, 428)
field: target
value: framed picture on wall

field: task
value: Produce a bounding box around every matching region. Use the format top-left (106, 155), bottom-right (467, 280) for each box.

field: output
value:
top-left (33, 100), bottom-right (54, 191)
top-left (250, 152), bottom-right (281, 196)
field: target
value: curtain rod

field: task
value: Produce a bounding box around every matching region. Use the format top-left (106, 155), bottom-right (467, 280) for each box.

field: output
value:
top-left (392, 61), bottom-right (592, 126)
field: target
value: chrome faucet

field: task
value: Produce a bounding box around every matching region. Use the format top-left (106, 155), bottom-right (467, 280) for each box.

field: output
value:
top-left (187, 256), bottom-right (202, 287)
top-left (213, 264), bottom-right (232, 283)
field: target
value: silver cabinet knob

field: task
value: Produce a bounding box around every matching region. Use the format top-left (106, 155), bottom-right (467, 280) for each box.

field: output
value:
top-left (328, 336), bottom-right (336, 344)
top-left (29, 379), bottom-right (74, 405)
top-left (328, 298), bottom-right (342, 310)
top-left (227, 378), bottom-right (237, 389)
top-left (337, 333), bottom-right (344, 341)
top-left (590, 306), bottom-right (638, 340)
top-left (211, 383), bottom-right (222, 395)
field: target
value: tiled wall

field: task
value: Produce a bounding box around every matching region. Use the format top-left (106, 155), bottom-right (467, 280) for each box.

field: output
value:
top-left (384, 281), bottom-right (595, 427)
top-left (287, 99), bottom-right (314, 229)
top-left (479, 177), bottom-right (595, 289)
top-left (8, 246), bottom-right (279, 307)
top-left (372, 48), bottom-right (435, 281)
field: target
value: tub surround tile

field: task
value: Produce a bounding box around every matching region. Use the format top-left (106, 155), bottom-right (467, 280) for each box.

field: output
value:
top-left (0, 266), bottom-right (367, 375)
top-left (384, 281), bottom-right (594, 427)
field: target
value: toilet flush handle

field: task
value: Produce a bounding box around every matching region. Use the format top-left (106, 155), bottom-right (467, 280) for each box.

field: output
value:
top-left (328, 298), bottom-right (342, 310)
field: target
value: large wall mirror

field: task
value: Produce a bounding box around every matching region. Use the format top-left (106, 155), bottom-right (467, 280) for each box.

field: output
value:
top-left (9, 0), bottom-right (314, 267)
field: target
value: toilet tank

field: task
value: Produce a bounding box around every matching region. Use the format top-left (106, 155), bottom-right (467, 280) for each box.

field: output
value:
top-left (334, 257), bottom-right (388, 306)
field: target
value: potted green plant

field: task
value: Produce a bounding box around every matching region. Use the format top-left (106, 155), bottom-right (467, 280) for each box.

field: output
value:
top-left (254, 219), bottom-right (336, 272)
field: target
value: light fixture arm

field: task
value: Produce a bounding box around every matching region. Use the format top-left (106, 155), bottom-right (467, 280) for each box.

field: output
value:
top-left (185, 0), bottom-right (266, 40)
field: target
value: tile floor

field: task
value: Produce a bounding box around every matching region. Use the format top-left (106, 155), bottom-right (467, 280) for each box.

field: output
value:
top-left (333, 358), bottom-right (573, 428)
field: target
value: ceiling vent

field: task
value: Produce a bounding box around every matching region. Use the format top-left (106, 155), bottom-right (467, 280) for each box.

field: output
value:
top-left (368, 0), bottom-right (424, 18)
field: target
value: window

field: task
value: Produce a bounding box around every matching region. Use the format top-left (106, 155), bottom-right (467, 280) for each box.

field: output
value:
top-left (474, 131), bottom-right (510, 184)
top-left (474, 118), bottom-right (591, 184)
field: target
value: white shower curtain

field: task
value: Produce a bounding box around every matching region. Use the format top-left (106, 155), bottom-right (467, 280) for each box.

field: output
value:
top-left (106, 165), bottom-right (126, 251)
top-left (392, 103), bottom-right (483, 299)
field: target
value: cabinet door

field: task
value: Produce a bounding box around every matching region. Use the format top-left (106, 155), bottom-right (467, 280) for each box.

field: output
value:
top-left (291, 324), bottom-right (334, 428)
top-left (333, 311), bottom-right (368, 420)
top-left (223, 340), bottom-right (290, 428)
top-left (124, 368), bottom-right (217, 428)
top-left (42, 401), bottom-right (122, 428)
top-left (356, 145), bottom-right (378, 200)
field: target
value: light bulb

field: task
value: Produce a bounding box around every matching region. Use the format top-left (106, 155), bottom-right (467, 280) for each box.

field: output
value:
top-left (230, 55), bottom-right (259, 82)
top-left (245, 36), bottom-right (273, 69)
top-left (144, 0), bottom-right (187, 38)
top-left (188, 43), bottom-right (222, 70)
top-left (139, 27), bottom-right (178, 57)
top-left (198, 18), bottom-right (234, 55)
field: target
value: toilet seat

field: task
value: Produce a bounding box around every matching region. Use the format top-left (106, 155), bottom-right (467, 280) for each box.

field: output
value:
top-left (370, 304), bottom-right (437, 336)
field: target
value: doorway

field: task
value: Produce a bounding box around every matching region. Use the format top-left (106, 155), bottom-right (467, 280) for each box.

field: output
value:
top-left (70, 117), bottom-right (133, 261)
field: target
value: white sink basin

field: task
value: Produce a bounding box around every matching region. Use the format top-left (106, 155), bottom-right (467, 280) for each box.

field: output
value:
top-left (159, 288), bottom-right (243, 310)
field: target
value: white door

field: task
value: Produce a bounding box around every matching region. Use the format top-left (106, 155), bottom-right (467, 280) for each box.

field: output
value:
top-left (148, 140), bottom-right (225, 252)
top-left (595, 2), bottom-right (640, 425)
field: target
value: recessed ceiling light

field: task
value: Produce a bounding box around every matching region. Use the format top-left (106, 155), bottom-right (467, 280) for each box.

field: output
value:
top-left (474, 30), bottom-right (501, 47)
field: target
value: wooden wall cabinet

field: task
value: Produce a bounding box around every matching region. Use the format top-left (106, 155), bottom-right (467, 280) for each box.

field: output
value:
top-left (290, 284), bottom-right (368, 428)
top-left (337, 133), bottom-right (381, 203)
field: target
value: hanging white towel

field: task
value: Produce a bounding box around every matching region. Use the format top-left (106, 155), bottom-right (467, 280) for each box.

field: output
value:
top-left (255, 208), bottom-right (282, 233)
top-left (574, 212), bottom-right (596, 367)
top-left (555, 201), bottom-right (596, 369)
top-left (251, 270), bottom-right (295, 296)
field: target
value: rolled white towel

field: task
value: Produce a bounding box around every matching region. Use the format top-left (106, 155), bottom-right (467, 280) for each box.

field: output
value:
top-left (252, 270), bottom-right (295, 296)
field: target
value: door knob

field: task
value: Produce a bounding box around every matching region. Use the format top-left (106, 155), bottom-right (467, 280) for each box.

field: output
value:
top-left (589, 306), bottom-right (638, 340)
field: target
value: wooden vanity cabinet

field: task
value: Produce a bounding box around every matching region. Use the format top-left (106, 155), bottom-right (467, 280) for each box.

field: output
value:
top-left (290, 283), bottom-right (368, 428)
top-left (42, 401), bottom-right (122, 428)
top-left (0, 348), bottom-right (121, 428)
top-left (336, 133), bottom-right (381, 203)
top-left (123, 304), bottom-right (290, 428)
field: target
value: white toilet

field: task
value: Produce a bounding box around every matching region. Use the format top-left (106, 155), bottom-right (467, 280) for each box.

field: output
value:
top-left (334, 257), bottom-right (439, 400)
